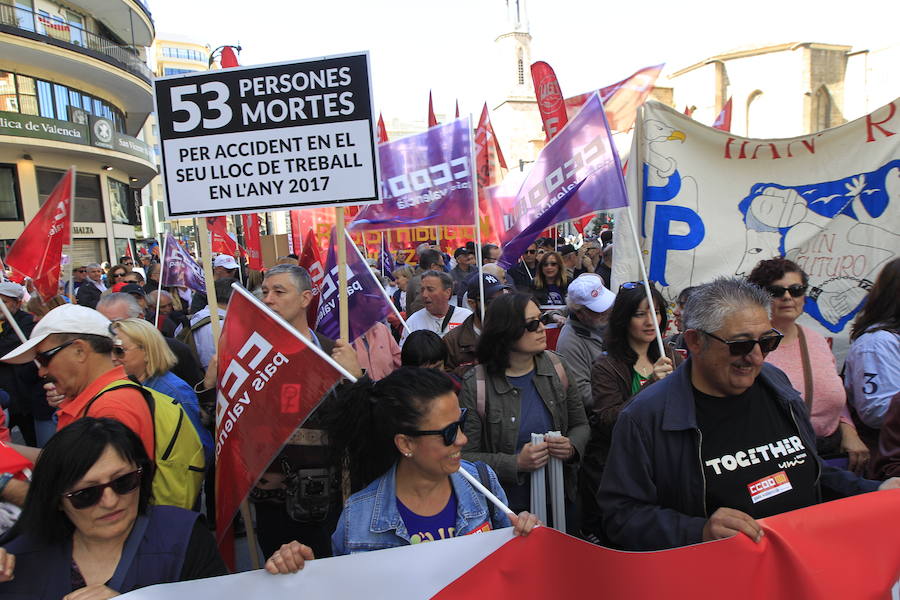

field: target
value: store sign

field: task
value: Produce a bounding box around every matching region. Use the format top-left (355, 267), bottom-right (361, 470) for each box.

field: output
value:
top-left (153, 52), bottom-right (379, 218)
top-left (0, 110), bottom-right (88, 144)
top-left (89, 115), bottom-right (116, 150)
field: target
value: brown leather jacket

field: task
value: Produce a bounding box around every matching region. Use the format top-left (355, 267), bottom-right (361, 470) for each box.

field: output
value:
top-left (443, 313), bottom-right (479, 376)
top-left (872, 392), bottom-right (900, 479)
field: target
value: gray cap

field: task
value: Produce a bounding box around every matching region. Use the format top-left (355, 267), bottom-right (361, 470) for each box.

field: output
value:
top-left (0, 281), bottom-right (24, 300)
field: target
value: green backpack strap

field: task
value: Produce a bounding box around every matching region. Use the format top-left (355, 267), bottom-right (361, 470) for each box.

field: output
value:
top-left (82, 376), bottom-right (155, 420)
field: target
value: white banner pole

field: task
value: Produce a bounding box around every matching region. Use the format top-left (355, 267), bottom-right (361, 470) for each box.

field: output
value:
top-left (623, 208), bottom-right (666, 357)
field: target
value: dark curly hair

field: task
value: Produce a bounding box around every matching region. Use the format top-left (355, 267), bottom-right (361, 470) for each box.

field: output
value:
top-left (746, 257), bottom-right (809, 288)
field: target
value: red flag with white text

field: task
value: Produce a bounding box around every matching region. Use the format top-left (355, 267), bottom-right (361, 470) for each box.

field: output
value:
top-left (215, 286), bottom-right (342, 551)
top-left (240, 213), bottom-right (263, 270)
top-left (5, 167), bottom-right (73, 301)
top-left (531, 61), bottom-right (568, 140)
top-left (713, 97), bottom-right (733, 132)
top-left (298, 229), bottom-right (325, 329)
top-left (475, 104), bottom-right (509, 242)
top-left (565, 64), bottom-right (664, 132)
top-left (207, 216), bottom-right (238, 256)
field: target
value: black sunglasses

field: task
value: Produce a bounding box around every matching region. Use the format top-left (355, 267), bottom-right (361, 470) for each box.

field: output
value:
top-left (63, 468), bottom-right (143, 509)
top-left (524, 318), bottom-right (544, 333)
top-left (34, 339), bottom-right (77, 368)
top-left (700, 330), bottom-right (784, 356)
top-left (765, 284), bottom-right (807, 298)
top-left (403, 408), bottom-right (468, 446)
top-left (619, 281), bottom-right (645, 291)
top-left (525, 249), bottom-right (537, 254)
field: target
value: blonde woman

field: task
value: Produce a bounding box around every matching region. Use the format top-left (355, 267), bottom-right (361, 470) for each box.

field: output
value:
top-left (110, 318), bottom-right (213, 463)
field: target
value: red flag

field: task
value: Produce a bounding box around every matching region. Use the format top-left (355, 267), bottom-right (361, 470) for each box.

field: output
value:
top-left (684, 105), bottom-right (695, 117)
top-left (289, 210), bottom-right (302, 255)
top-left (124, 241), bottom-right (134, 259)
top-left (376, 113), bottom-right (388, 144)
top-left (219, 46), bottom-right (240, 68)
top-left (565, 64), bottom-right (664, 133)
top-left (207, 216), bottom-right (238, 256)
top-left (574, 213), bottom-right (595, 234)
top-left (6, 167), bottom-right (72, 301)
top-left (531, 61), bottom-right (568, 140)
top-left (454, 99), bottom-right (460, 119)
top-left (298, 229), bottom-right (325, 329)
top-left (215, 285), bottom-right (343, 553)
top-left (712, 97), bottom-right (733, 132)
top-left (428, 90), bottom-right (438, 128)
top-left (240, 214), bottom-right (263, 270)
top-left (475, 104), bottom-right (509, 242)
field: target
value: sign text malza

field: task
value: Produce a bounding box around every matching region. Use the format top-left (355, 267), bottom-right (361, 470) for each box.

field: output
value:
top-left (154, 52), bottom-right (379, 217)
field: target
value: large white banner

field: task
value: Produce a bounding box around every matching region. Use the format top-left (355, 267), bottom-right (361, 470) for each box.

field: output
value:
top-left (615, 99), bottom-right (900, 351)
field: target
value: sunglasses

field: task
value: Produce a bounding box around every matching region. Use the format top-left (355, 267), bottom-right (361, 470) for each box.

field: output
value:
top-left (765, 284), bottom-right (807, 298)
top-left (700, 330), bottom-right (784, 356)
top-left (75, 269), bottom-right (87, 273)
top-left (619, 281), bottom-right (645, 291)
top-left (112, 345), bottom-right (126, 357)
top-left (35, 339), bottom-right (76, 368)
top-left (525, 249), bottom-right (537, 254)
top-left (63, 468), bottom-right (143, 509)
top-left (543, 262), bottom-right (559, 267)
top-left (524, 318), bottom-right (543, 333)
top-left (403, 408), bottom-right (468, 446)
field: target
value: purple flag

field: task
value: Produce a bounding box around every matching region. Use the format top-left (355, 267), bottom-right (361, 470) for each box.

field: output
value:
top-left (315, 228), bottom-right (393, 342)
top-left (498, 179), bottom-right (586, 270)
top-left (349, 117), bottom-right (475, 230)
top-left (161, 233), bottom-right (206, 294)
top-left (380, 236), bottom-right (395, 280)
top-left (488, 93), bottom-right (628, 247)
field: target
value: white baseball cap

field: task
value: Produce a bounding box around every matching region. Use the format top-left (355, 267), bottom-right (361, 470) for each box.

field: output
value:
top-left (213, 254), bottom-right (239, 270)
top-left (1, 304), bottom-right (112, 364)
top-left (0, 281), bottom-right (24, 300)
top-left (567, 274), bottom-right (616, 313)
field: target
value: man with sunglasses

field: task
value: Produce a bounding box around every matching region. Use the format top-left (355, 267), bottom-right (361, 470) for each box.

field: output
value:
top-left (444, 273), bottom-right (511, 375)
top-left (1, 304), bottom-right (154, 462)
top-left (597, 277), bottom-right (898, 551)
top-left (507, 243), bottom-right (539, 291)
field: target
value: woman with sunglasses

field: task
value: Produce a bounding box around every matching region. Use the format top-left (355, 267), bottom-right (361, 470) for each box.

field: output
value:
top-left (531, 251), bottom-right (570, 306)
top-left (581, 284), bottom-right (677, 537)
top-left (269, 367), bottom-right (537, 558)
top-left (109, 318), bottom-right (213, 466)
top-left (457, 293), bottom-right (588, 528)
top-left (747, 258), bottom-right (870, 474)
top-left (0, 418), bottom-right (226, 597)
top-left (104, 265), bottom-right (128, 288)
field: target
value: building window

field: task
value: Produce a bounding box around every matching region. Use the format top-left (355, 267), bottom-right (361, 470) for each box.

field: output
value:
top-left (36, 168), bottom-right (104, 223)
top-left (109, 178), bottom-right (138, 225)
top-left (0, 165), bottom-right (23, 221)
top-left (517, 58), bottom-right (524, 85)
top-left (0, 72), bottom-right (17, 112)
top-left (162, 47), bottom-right (205, 62)
top-left (163, 68), bottom-right (198, 76)
top-left (16, 75), bottom-right (38, 116)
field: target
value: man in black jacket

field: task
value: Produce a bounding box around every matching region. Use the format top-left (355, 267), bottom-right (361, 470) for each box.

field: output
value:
top-left (0, 282), bottom-right (52, 446)
top-left (597, 277), bottom-right (899, 551)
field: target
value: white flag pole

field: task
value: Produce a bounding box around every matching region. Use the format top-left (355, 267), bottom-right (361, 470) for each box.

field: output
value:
top-left (230, 283), bottom-right (358, 383)
top-left (343, 229), bottom-right (410, 333)
top-left (66, 166), bottom-right (76, 299)
top-left (457, 467), bottom-right (515, 517)
top-left (468, 114), bottom-right (486, 320)
top-left (623, 205), bottom-right (666, 358)
top-left (154, 231), bottom-right (167, 328)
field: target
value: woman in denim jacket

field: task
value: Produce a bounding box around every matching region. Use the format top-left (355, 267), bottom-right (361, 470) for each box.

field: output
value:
top-left (265, 368), bottom-right (540, 570)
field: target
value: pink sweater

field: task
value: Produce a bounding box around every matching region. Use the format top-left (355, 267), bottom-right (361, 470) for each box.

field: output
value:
top-left (765, 325), bottom-right (851, 437)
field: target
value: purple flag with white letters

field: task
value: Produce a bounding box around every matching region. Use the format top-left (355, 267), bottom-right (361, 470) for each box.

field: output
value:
top-left (349, 117), bottom-right (475, 230)
top-left (315, 228), bottom-right (393, 342)
top-left (488, 94), bottom-right (628, 249)
top-left (379, 236), bottom-right (395, 280)
top-left (161, 233), bottom-right (206, 294)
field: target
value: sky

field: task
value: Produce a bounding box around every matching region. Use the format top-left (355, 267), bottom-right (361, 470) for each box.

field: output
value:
top-left (147, 0), bottom-right (896, 123)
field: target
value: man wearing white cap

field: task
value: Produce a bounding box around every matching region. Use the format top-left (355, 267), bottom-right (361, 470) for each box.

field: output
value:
top-left (0, 304), bottom-right (154, 460)
top-left (0, 282), bottom-right (53, 447)
top-left (556, 273), bottom-right (616, 412)
top-left (189, 254), bottom-right (240, 314)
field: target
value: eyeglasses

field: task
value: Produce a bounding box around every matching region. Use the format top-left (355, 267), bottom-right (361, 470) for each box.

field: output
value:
top-left (525, 249), bottom-right (537, 254)
top-left (543, 262), bottom-right (559, 267)
top-left (110, 273), bottom-right (124, 278)
top-left (765, 284), bottom-right (807, 298)
top-left (63, 468), bottom-right (143, 509)
top-left (75, 269), bottom-right (86, 273)
top-left (123, 261), bottom-right (133, 266)
top-left (524, 318), bottom-right (543, 333)
top-left (112, 345), bottom-right (126, 357)
top-left (619, 281), bottom-right (645, 291)
top-left (700, 329), bottom-right (784, 356)
top-left (34, 340), bottom-right (77, 367)
top-left (403, 408), bottom-right (468, 446)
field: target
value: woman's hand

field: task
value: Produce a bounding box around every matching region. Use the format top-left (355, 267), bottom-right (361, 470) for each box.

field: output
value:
top-left (265, 541), bottom-right (315, 575)
top-left (839, 422), bottom-right (870, 475)
top-left (516, 441), bottom-right (549, 472)
top-left (63, 584), bottom-right (120, 599)
top-left (545, 435), bottom-right (575, 461)
top-left (508, 511), bottom-right (541, 537)
top-left (0, 548), bottom-right (14, 582)
top-left (651, 356), bottom-right (674, 380)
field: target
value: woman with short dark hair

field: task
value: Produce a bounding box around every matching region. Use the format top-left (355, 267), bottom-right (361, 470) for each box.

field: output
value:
top-left (748, 257), bottom-right (869, 473)
top-left (0, 418), bottom-right (226, 596)
top-left (458, 293), bottom-right (588, 529)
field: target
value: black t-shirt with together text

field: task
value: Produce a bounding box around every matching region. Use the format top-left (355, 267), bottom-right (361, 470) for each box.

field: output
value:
top-left (694, 381), bottom-right (818, 519)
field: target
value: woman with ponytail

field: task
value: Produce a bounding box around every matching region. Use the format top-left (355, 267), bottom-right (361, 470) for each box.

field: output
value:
top-left (265, 368), bottom-right (539, 569)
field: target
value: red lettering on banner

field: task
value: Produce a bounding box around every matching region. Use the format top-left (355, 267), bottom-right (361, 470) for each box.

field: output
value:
top-left (866, 101), bottom-right (896, 142)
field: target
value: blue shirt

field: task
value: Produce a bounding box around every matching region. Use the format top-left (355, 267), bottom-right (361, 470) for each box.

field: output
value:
top-left (396, 488), bottom-right (458, 544)
top-left (506, 370), bottom-right (553, 511)
top-left (144, 371), bottom-right (214, 464)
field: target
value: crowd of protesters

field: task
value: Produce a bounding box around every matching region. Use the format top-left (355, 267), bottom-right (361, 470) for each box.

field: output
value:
top-left (0, 232), bottom-right (898, 595)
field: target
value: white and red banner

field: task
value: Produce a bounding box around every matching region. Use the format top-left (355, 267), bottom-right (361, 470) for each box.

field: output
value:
top-left (614, 99), bottom-right (900, 352)
top-left (122, 490), bottom-right (900, 599)
top-left (240, 213), bottom-right (263, 271)
top-left (297, 229), bottom-right (325, 329)
top-left (531, 61), bottom-right (568, 140)
top-left (713, 97), bottom-right (733, 132)
top-left (5, 167), bottom-right (73, 301)
top-left (214, 286), bottom-right (343, 549)
top-left (207, 216), bottom-right (239, 257)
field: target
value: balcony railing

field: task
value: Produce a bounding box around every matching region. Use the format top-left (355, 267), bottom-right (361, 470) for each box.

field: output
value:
top-left (0, 4), bottom-right (153, 82)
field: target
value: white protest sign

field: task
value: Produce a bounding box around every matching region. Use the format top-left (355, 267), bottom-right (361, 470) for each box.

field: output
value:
top-left (153, 52), bottom-right (379, 218)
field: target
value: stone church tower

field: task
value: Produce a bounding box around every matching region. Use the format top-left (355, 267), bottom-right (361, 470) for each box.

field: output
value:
top-left (490, 0), bottom-right (545, 168)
